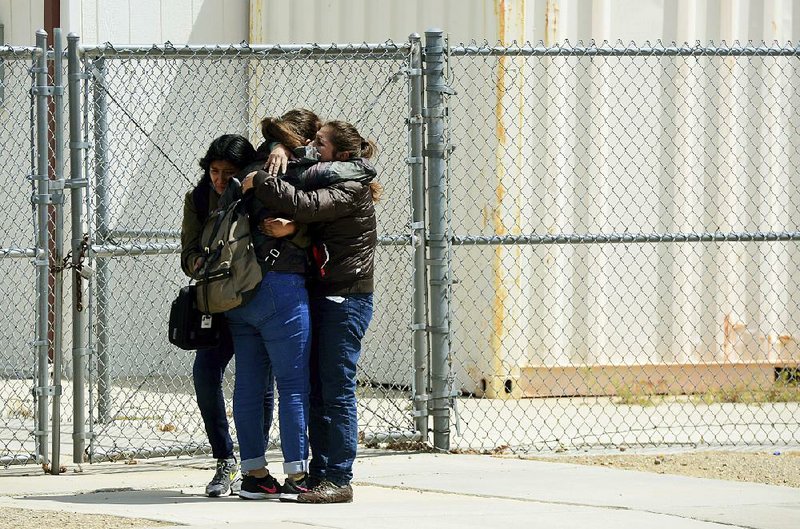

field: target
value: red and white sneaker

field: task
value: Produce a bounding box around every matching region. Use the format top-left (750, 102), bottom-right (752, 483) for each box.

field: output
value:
top-left (238, 472), bottom-right (282, 500)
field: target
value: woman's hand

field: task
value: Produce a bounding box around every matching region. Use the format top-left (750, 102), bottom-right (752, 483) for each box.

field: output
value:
top-left (193, 256), bottom-right (205, 273)
top-left (260, 217), bottom-right (297, 238)
top-left (266, 144), bottom-right (292, 177)
top-left (241, 171), bottom-right (258, 193)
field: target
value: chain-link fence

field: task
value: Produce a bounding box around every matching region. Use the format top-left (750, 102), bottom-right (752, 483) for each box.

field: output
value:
top-left (0, 45), bottom-right (39, 466)
top-left (445, 41), bottom-right (800, 451)
top-left (3, 32), bottom-right (800, 470)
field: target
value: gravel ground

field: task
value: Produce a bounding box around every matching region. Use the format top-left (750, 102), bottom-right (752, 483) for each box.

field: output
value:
top-left (522, 449), bottom-right (800, 488)
top-left (0, 507), bottom-right (172, 529)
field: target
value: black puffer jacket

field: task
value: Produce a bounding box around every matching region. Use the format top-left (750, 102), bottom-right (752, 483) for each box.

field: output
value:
top-left (253, 171), bottom-right (376, 296)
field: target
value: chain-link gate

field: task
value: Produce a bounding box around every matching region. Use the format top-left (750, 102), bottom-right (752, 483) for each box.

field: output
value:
top-left (0, 29), bottom-right (75, 471)
top-left (0, 43), bottom-right (39, 466)
top-left (444, 40), bottom-right (800, 452)
top-left (3, 30), bottom-right (800, 471)
top-left (71, 39), bottom-right (419, 461)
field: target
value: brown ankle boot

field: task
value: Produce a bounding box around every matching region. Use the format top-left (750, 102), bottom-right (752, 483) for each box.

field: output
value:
top-left (296, 480), bottom-right (353, 504)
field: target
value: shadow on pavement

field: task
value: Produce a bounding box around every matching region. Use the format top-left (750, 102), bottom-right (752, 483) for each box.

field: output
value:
top-left (19, 488), bottom-right (218, 506)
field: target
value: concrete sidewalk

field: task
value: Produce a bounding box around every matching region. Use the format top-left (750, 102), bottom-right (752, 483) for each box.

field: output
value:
top-left (1, 450), bottom-right (798, 529)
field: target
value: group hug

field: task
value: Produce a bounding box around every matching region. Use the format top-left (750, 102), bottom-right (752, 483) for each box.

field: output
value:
top-left (179, 110), bottom-right (380, 504)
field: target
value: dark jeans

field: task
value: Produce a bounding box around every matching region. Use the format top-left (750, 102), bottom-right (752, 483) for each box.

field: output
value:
top-left (193, 318), bottom-right (274, 461)
top-left (308, 293), bottom-right (373, 486)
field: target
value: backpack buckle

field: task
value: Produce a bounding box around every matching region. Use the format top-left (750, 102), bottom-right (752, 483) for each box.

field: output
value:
top-left (264, 247), bottom-right (281, 267)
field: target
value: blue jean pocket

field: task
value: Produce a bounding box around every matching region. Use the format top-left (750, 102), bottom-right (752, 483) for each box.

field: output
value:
top-left (227, 277), bottom-right (276, 326)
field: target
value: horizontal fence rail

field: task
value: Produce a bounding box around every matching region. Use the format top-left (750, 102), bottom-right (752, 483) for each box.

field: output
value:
top-left (105, 229), bottom-right (413, 246)
top-left (79, 42), bottom-right (411, 59)
top-left (0, 248), bottom-right (37, 258)
top-left (0, 46), bottom-right (41, 57)
top-left (452, 231), bottom-right (800, 245)
top-left (450, 41), bottom-right (800, 56)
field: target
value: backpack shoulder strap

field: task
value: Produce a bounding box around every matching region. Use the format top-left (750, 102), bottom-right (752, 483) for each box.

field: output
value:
top-left (201, 199), bottom-right (237, 252)
top-left (192, 182), bottom-right (211, 224)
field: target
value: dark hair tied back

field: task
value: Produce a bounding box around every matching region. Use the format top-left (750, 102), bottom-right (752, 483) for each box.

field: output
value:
top-left (323, 120), bottom-right (377, 159)
top-left (359, 138), bottom-right (376, 159)
top-left (261, 108), bottom-right (322, 149)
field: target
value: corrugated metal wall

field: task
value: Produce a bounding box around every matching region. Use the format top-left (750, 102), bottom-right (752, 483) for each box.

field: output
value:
top-left (0, 0), bottom-right (44, 45)
top-left (255, 0), bottom-right (800, 393)
top-left (3, 1), bottom-right (799, 51)
top-left (253, 0), bottom-right (798, 47)
top-left (73, 0), bottom-right (246, 44)
top-left (256, 0), bottom-right (496, 43)
top-left (0, 0), bottom-right (248, 45)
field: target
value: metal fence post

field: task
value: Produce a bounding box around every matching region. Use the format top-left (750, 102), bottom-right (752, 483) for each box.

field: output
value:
top-left (49, 27), bottom-right (66, 474)
top-left (408, 33), bottom-right (430, 440)
top-left (33, 29), bottom-right (51, 464)
top-left (67, 32), bottom-right (89, 463)
top-left (423, 29), bottom-right (451, 451)
top-left (91, 56), bottom-right (112, 424)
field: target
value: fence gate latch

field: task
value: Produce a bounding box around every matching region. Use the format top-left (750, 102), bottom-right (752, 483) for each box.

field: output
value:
top-left (30, 85), bottom-right (54, 96)
top-left (33, 385), bottom-right (61, 397)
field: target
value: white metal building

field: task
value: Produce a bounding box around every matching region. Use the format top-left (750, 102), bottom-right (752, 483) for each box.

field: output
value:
top-left (3, 0), bottom-right (800, 397)
top-left (3, 1), bottom-right (799, 47)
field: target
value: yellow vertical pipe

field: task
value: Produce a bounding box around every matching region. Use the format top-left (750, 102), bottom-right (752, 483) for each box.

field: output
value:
top-left (488, 0), bottom-right (527, 399)
top-left (488, 0), bottom-right (508, 399)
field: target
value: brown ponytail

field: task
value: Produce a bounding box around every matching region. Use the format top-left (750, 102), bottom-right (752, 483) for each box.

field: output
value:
top-left (369, 181), bottom-right (383, 203)
top-left (360, 139), bottom-right (377, 159)
top-left (261, 116), bottom-right (306, 149)
top-left (261, 108), bottom-right (322, 149)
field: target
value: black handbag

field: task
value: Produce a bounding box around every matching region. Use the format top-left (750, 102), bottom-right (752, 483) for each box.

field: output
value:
top-left (168, 284), bottom-right (222, 350)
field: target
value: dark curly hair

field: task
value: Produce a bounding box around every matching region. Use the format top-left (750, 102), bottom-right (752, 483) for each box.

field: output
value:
top-left (198, 134), bottom-right (257, 183)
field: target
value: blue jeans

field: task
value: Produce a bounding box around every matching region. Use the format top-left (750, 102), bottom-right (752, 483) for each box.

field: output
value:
top-left (308, 293), bottom-right (373, 486)
top-left (193, 320), bottom-right (274, 461)
top-left (226, 272), bottom-right (311, 475)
